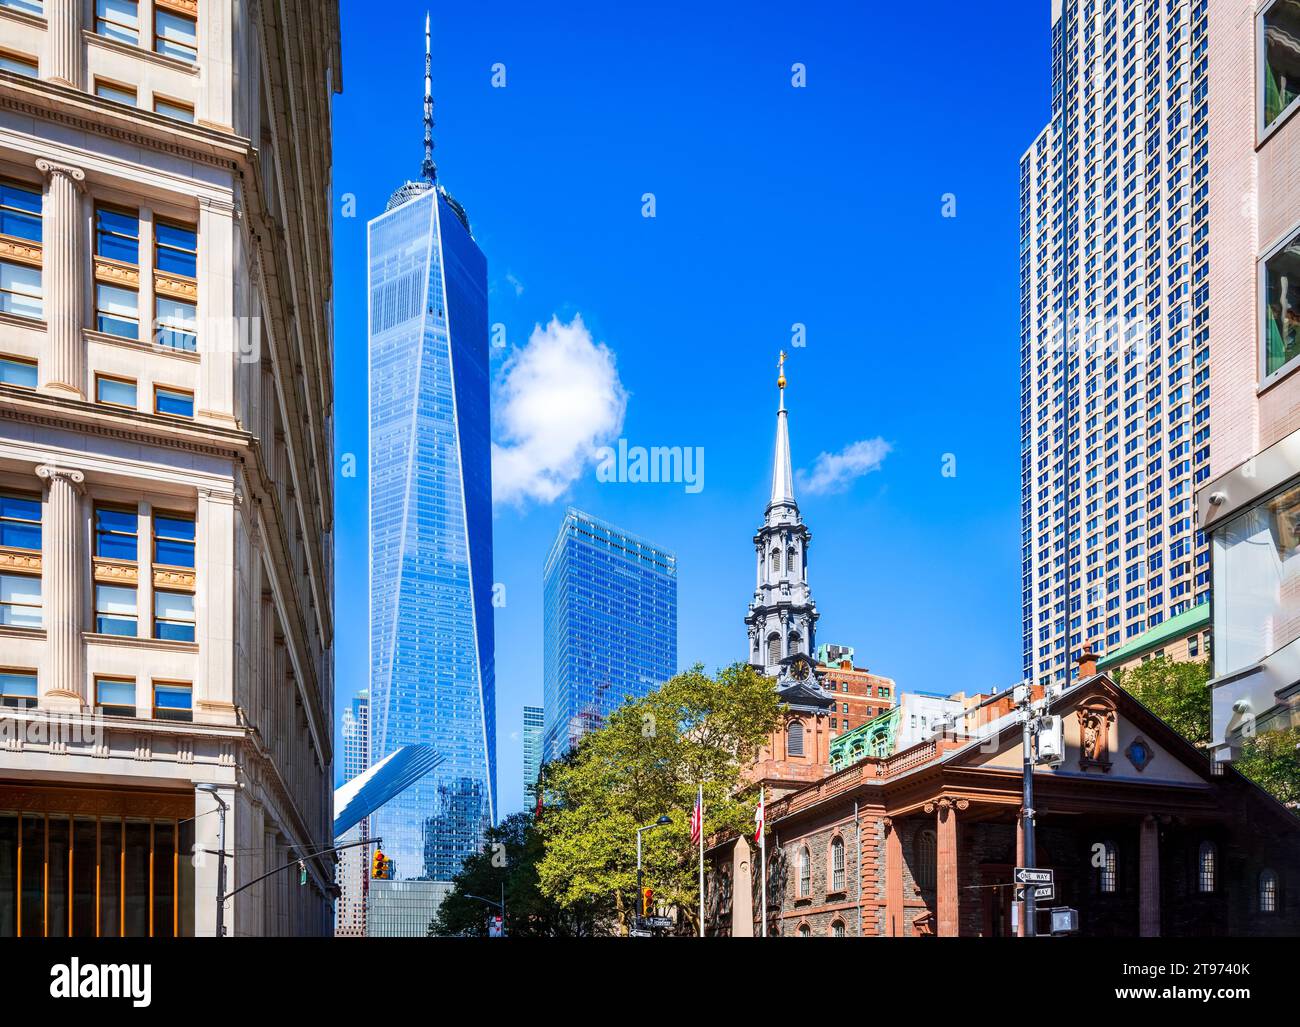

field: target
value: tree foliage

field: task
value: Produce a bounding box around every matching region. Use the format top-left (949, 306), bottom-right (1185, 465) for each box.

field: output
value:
top-left (1235, 727), bottom-right (1300, 809)
top-left (429, 811), bottom-right (607, 937)
top-left (535, 663), bottom-right (782, 933)
top-left (1114, 656), bottom-right (1211, 748)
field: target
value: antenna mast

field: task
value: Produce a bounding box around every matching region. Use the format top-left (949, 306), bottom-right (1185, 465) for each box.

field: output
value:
top-left (422, 13), bottom-right (437, 183)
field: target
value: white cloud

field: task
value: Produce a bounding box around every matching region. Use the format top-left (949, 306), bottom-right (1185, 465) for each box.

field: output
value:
top-left (797, 438), bottom-right (892, 496)
top-left (505, 272), bottom-right (524, 297)
top-left (492, 314), bottom-right (627, 507)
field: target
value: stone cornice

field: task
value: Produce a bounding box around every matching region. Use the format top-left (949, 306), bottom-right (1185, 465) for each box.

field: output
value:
top-left (0, 70), bottom-right (251, 173)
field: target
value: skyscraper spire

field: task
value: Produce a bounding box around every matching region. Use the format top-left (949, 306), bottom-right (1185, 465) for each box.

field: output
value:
top-left (422, 12), bottom-right (437, 183)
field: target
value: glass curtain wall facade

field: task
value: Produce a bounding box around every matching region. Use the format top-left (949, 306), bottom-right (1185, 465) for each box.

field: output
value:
top-left (522, 705), bottom-right (543, 802)
top-left (367, 183), bottom-right (495, 930)
top-left (542, 509), bottom-right (677, 764)
top-left (1020, 0), bottom-right (1212, 688)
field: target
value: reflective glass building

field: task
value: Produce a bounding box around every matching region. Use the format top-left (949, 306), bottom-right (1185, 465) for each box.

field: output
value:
top-left (542, 509), bottom-right (677, 764)
top-left (367, 177), bottom-right (495, 933)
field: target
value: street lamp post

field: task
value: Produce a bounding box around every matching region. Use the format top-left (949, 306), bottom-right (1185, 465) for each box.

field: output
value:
top-left (196, 783), bottom-right (228, 938)
top-left (634, 815), bottom-right (671, 936)
top-left (465, 886), bottom-right (506, 937)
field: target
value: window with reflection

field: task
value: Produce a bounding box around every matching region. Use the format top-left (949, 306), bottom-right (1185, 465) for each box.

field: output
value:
top-left (830, 836), bottom-right (845, 892)
top-left (1264, 0), bottom-right (1300, 130)
top-left (0, 181), bottom-right (42, 318)
top-left (154, 6), bottom-right (197, 63)
top-left (95, 0), bottom-right (139, 46)
top-left (798, 845), bottom-right (810, 897)
top-left (1264, 227), bottom-right (1300, 379)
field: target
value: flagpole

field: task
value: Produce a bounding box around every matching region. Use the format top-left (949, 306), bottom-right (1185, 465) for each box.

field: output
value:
top-left (759, 785), bottom-right (767, 938)
top-left (697, 783), bottom-right (704, 939)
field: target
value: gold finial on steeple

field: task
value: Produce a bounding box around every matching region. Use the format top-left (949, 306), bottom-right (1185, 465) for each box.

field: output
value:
top-left (778, 350), bottom-right (787, 390)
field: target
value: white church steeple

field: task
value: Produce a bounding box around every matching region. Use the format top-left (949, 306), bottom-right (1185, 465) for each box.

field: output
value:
top-left (746, 353), bottom-right (819, 677)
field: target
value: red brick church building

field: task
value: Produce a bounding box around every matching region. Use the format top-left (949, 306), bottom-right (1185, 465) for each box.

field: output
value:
top-left (705, 668), bottom-right (1300, 937)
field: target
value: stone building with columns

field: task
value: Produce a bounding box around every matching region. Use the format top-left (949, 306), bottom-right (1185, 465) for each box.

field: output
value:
top-left (705, 667), bottom-right (1300, 937)
top-left (0, 0), bottom-right (340, 936)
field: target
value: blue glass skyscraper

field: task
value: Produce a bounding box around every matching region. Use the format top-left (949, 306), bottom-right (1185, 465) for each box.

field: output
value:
top-left (366, 18), bottom-right (495, 934)
top-left (542, 509), bottom-right (678, 764)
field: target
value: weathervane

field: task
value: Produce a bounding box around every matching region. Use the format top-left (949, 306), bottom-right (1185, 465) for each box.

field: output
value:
top-left (778, 350), bottom-right (787, 410)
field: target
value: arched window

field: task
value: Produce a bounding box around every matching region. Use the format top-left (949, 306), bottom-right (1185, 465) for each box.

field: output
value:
top-left (787, 720), bottom-right (805, 758)
top-left (797, 923), bottom-right (810, 937)
top-left (798, 846), bottom-right (810, 897)
top-left (1260, 869), bottom-right (1278, 914)
top-left (1198, 841), bottom-right (1217, 894)
top-left (913, 829), bottom-right (937, 891)
top-left (831, 919), bottom-right (846, 938)
top-left (1097, 840), bottom-right (1118, 894)
top-left (830, 836), bottom-right (846, 892)
top-left (787, 547), bottom-right (798, 575)
top-left (767, 633), bottom-right (781, 667)
top-left (788, 631), bottom-right (803, 656)
top-left (770, 548), bottom-right (781, 574)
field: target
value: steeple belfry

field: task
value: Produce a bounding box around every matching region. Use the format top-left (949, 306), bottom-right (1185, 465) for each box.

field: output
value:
top-left (745, 354), bottom-right (819, 678)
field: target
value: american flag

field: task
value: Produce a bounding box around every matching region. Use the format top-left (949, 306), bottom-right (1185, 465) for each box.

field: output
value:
top-left (690, 791), bottom-right (704, 845)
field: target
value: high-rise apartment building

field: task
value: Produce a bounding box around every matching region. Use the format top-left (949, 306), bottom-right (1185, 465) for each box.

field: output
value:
top-left (542, 508), bottom-right (677, 764)
top-left (335, 691), bottom-right (369, 937)
top-left (0, 0), bottom-right (340, 936)
top-left (366, 18), bottom-right (495, 934)
top-left (1020, 0), bottom-right (1212, 690)
top-left (1199, 0), bottom-right (1300, 763)
top-left (522, 704), bottom-right (543, 802)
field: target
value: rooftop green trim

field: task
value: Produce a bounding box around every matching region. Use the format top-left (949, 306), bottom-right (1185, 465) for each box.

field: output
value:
top-left (1097, 603), bottom-right (1210, 671)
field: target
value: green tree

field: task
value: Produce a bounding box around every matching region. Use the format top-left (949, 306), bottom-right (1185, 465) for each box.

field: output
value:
top-left (1114, 656), bottom-right (1212, 748)
top-left (536, 663), bottom-right (782, 934)
top-left (1235, 728), bottom-right (1300, 809)
top-left (429, 812), bottom-right (607, 937)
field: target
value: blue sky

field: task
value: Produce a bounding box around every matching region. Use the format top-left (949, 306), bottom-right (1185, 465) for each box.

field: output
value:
top-left (331, 0), bottom-right (1053, 813)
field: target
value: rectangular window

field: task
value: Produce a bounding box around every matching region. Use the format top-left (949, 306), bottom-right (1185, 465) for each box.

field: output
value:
top-left (94, 80), bottom-right (137, 106)
top-left (1263, 224), bottom-right (1300, 379)
top-left (153, 96), bottom-right (194, 123)
top-left (0, 492), bottom-right (40, 549)
top-left (154, 221), bottom-right (197, 278)
top-left (154, 385), bottom-right (194, 418)
top-left (95, 206), bottom-right (139, 265)
top-left (152, 682), bottom-right (191, 722)
top-left (1264, 0), bottom-right (1300, 130)
top-left (0, 50), bottom-right (38, 77)
top-left (153, 512), bottom-right (194, 567)
top-left (95, 0), bottom-right (139, 45)
top-left (0, 355), bottom-right (37, 387)
top-left (96, 677), bottom-right (136, 718)
top-left (95, 373), bottom-right (137, 409)
top-left (0, 572), bottom-right (41, 628)
top-left (155, 297), bottom-right (196, 351)
top-left (95, 505), bottom-right (137, 560)
top-left (95, 284), bottom-right (139, 338)
top-left (153, 591), bottom-right (194, 642)
top-left (0, 670), bottom-right (37, 709)
top-left (94, 584), bottom-right (137, 636)
top-left (154, 8), bottom-right (197, 63)
top-left (0, 2), bottom-right (45, 17)
top-left (0, 180), bottom-right (42, 320)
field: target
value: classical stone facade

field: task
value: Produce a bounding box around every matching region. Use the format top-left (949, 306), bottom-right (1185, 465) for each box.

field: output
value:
top-left (707, 674), bottom-right (1300, 937)
top-left (0, 0), bottom-right (340, 936)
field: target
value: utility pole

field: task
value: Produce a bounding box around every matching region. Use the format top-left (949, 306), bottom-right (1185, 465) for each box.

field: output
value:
top-left (1018, 685), bottom-right (1037, 939)
top-left (196, 783), bottom-right (228, 938)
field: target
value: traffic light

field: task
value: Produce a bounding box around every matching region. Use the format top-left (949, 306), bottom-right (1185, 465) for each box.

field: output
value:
top-left (642, 886), bottom-right (653, 916)
top-left (298, 859), bottom-right (307, 886)
top-left (372, 850), bottom-right (387, 880)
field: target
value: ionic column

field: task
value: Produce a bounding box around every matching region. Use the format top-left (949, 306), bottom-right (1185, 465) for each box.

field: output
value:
top-left (45, 0), bottom-right (83, 87)
top-left (35, 464), bottom-right (86, 708)
top-left (35, 160), bottom-right (86, 397)
top-left (1140, 814), bottom-right (1162, 938)
top-left (932, 797), bottom-right (968, 938)
top-left (883, 817), bottom-right (904, 937)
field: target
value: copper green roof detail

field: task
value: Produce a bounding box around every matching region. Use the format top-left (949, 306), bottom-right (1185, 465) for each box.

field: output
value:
top-left (1096, 603), bottom-right (1210, 671)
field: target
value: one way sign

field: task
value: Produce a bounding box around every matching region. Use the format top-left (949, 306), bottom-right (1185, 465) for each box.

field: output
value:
top-left (1014, 867), bottom-right (1054, 886)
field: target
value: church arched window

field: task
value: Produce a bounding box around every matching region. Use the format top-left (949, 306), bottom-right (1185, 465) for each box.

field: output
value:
top-left (798, 845), bottom-right (810, 896)
top-left (913, 829), bottom-right (937, 891)
top-left (1198, 841), bottom-right (1217, 893)
top-left (788, 631), bottom-right (802, 656)
top-left (831, 919), bottom-right (846, 938)
top-left (767, 633), bottom-right (781, 667)
top-left (787, 720), bottom-right (805, 757)
top-left (787, 547), bottom-right (798, 575)
top-left (770, 548), bottom-right (781, 574)
top-left (830, 836), bottom-right (846, 892)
